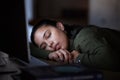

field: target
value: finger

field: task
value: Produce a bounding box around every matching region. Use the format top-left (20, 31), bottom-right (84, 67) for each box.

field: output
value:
top-left (49, 52), bottom-right (59, 61)
top-left (68, 53), bottom-right (73, 64)
top-left (71, 50), bottom-right (80, 60)
top-left (56, 50), bottom-right (64, 62)
top-left (64, 49), bottom-right (73, 64)
top-left (59, 49), bottom-right (69, 63)
top-left (53, 52), bottom-right (62, 62)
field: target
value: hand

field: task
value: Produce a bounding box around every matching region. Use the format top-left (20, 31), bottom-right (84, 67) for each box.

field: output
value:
top-left (48, 49), bottom-right (73, 63)
top-left (71, 50), bottom-right (80, 62)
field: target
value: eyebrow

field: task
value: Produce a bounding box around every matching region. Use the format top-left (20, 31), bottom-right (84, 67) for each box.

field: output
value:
top-left (39, 30), bottom-right (48, 48)
top-left (43, 30), bottom-right (48, 39)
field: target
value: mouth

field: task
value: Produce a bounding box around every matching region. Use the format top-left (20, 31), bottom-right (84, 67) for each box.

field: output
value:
top-left (55, 43), bottom-right (61, 50)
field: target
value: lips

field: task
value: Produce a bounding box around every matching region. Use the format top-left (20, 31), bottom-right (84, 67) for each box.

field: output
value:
top-left (55, 43), bottom-right (60, 50)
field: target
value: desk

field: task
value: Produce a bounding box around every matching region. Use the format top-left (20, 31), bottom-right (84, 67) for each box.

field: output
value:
top-left (1, 57), bottom-right (120, 80)
top-left (0, 59), bottom-right (21, 80)
top-left (20, 64), bottom-right (103, 80)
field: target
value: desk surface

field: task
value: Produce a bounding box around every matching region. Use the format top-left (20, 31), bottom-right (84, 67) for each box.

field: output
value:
top-left (0, 56), bottom-right (120, 80)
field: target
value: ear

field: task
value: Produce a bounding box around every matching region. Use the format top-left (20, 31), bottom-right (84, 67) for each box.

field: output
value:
top-left (56, 22), bottom-right (65, 31)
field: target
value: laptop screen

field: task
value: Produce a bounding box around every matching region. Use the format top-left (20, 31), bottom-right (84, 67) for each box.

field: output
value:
top-left (0, 0), bottom-right (30, 63)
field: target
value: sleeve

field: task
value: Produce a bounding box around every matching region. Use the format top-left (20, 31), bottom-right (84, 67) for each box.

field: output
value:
top-left (74, 27), bottom-right (120, 70)
top-left (30, 43), bottom-right (50, 59)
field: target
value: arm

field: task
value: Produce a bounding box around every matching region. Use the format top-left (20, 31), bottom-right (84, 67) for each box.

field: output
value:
top-left (73, 27), bottom-right (120, 70)
top-left (30, 43), bottom-right (73, 63)
top-left (30, 43), bottom-right (50, 59)
top-left (48, 49), bottom-right (73, 64)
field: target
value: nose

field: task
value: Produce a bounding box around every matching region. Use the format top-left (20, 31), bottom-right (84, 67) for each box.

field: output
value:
top-left (45, 40), bottom-right (53, 47)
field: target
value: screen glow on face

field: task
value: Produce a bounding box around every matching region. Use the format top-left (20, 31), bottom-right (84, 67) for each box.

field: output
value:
top-left (34, 25), bottom-right (69, 51)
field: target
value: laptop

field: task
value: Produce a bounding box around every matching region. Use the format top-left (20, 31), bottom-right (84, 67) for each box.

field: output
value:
top-left (0, 0), bottom-right (48, 67)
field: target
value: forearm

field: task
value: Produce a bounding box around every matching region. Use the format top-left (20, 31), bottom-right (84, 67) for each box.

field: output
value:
top-left (74, 50), bottom-right (120, 70)
top-left (31, 48), bottom-right (50, 59)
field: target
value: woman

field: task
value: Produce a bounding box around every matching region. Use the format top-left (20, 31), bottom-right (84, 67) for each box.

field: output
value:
top-left (31, 19), bottom-right (120, 71)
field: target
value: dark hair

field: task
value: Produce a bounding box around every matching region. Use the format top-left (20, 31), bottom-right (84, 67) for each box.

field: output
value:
top-left (31, 19), bottom-right (83, 47)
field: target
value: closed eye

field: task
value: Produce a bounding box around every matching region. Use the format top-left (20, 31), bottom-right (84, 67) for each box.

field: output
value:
top-left (40, 43), bottom-right (47, 49)
top-left (45, 30), bottom-right (51, 39)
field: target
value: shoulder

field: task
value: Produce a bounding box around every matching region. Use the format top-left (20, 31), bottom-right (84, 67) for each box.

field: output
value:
top-left (76, 25), bottom-right (100, 38)
top-left (73, 25), bottom-right (102, 48)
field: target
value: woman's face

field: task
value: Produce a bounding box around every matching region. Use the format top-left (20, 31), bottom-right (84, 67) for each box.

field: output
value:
top-left (34, 23), bottom-right (69, 51)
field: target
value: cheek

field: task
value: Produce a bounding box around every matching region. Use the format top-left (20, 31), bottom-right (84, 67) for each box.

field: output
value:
top-left (46, 47), bottom-right (54, 51)
top-left (51, 30), bottom-right (68, 44)
top-left (62, 38), bottom-right (68, 49)
top-left (34, 34), bottom-right (42, 46)
top-left (50, 31), bottom-right (59, 40)
top-left (34, 38), bottom-right (40, 46)
top-left (61, 34), bottom-right (69, 49)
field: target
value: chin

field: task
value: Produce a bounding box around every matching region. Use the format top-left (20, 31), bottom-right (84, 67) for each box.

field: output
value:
top-left (62, 46), bottom-right (67, 50)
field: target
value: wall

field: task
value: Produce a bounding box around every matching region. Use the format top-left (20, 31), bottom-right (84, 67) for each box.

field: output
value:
top-left (89, 0), bottom-right (120, 30)
top-left (34, 0), bottom-right (87, 18)
top-left (25, 0), bottom-right (34, 42)
top-left (33, 0), bottom-right (88, 25)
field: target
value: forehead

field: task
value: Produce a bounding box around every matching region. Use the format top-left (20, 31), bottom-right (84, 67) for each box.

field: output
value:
top-left (36, 25), bottom-right (48, 33)
top-left (35, 25), bottom-right (54, 35)
top-left (34, 25), bottom-right (55, 45)
top-left (34, 25), bottom-right (47, 41)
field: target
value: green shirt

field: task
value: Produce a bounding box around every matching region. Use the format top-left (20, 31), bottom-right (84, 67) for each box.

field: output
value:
top-left (73, 26), bottom-right (120, 70)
